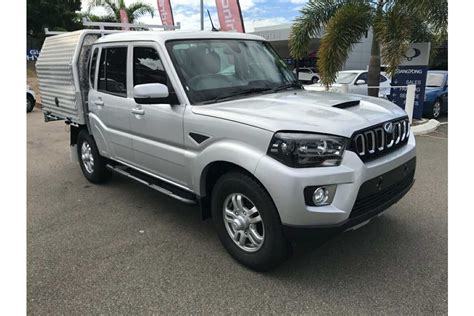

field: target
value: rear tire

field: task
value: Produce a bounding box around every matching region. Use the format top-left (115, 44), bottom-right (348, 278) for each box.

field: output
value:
top-left (77, 130), bottom-right (111, 183)
top-left (211, 172), bottom-right (291, 271)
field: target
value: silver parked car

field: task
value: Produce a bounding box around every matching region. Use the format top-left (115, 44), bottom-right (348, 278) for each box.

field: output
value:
top-left (27, 85), bottom-right (36, 112)
top-left (306, 70), bottom-right (391, 98)
top-left (36, 30), bottom-right (416, 271)
top-left (293, 67), bottom-right (320, 83)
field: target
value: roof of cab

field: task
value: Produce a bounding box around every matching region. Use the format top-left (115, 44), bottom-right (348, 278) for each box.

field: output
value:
top-left (94, 30), bottom-right (265, 45)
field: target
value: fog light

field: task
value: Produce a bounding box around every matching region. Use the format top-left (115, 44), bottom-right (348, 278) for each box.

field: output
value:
top-left (313, 187), bottom-right (329, 205)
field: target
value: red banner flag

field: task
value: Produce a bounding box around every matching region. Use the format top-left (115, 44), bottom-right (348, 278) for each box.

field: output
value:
top-left (215, 0), bottom-right (245, 33)
top-left (119, 9), bottom-right (129, 30)
top-left (157, 0), bottom-right (175, 27)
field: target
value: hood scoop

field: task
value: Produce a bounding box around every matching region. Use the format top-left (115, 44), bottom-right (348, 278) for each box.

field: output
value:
top-left (332, 100), bottom-right (360, 109)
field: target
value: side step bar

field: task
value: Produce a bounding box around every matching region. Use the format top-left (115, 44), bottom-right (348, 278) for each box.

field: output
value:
top-left (106, 163), bottom-right (197, 204)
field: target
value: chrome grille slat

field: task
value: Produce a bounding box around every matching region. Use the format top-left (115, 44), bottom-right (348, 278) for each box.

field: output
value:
top-left (365, 130), bottom-right (376, 154)
top-left (350, 118), bottom-right (410, 162)
top-left (374, 127), bottom-right (384, 151)
top-left (401, 120), bottom-right (406, 141)
top-left (387, 132), bottom-right (394, 148)
top-left (394, 122), bottom-right (401, 144)
top-left (354, 134), bottom-right (365, 156)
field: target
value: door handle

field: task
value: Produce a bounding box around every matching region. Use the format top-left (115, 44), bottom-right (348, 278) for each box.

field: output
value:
top-left (94, 99), bottom-right (104, 106)
top-left (131, 108), bottom-right (145, 115)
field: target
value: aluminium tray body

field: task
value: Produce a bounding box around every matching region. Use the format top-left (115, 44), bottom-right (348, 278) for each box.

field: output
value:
top-left (36, 30), bottom-right (102, 124)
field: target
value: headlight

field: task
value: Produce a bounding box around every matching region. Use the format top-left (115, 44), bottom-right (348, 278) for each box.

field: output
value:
top-left (267, 132), bottom-right (349, 167)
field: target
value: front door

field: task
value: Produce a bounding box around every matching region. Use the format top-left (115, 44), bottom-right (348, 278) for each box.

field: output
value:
top-left (351, 72), bottom-right (368, 95)
top-left (129, 44), bottom-right (188, 187)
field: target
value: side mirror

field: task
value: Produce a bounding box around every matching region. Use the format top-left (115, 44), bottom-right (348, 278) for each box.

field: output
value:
top-left (355, 79), bottom-right (366, 85)
top-left (134, 83), bottom-right (169, 104)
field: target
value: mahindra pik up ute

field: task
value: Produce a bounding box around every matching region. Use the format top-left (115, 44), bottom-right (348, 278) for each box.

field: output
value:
top-left (36, 30), bottom-right (416, 271)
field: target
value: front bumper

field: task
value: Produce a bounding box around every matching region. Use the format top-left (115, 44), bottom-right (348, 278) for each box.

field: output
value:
top-left (254, 133), bottom-right (416, 228)
top-left (283, 160), bottom-right (414, 240)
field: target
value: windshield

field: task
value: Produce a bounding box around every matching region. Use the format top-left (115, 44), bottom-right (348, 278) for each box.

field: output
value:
top-left (334, 72), bottom-right (358, 84)
top-left (166, 39), bottom-right (298, 104)
top-left (426, 73), bottom-right (445, 87)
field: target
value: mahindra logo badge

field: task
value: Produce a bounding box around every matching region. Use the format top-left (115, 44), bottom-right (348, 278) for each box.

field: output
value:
top-left (384, 122), bottom-right (393, 133)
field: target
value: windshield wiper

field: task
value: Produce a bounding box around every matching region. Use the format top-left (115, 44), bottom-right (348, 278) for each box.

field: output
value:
top-left (272, 81), bottom-right (303, 93)
top-left (210, 87), bottom-right (273, 103)
top-left (200, 82), bottom-right (302, 104)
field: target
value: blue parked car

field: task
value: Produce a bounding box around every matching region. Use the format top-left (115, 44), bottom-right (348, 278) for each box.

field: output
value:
top-left (423, 70), bottom-right (448, 119)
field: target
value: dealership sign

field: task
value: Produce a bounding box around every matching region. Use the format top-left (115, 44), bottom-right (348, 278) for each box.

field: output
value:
top-left (27, 49), bottom-right (40, 61)
top-left (157, 0), bottom-right (175, 27)
top-left (119, 9), bottom-right (129, 30)
top-left (215, 0), bottom-right (245, 33)
top-left (390, 42), bottom-right (431, 119)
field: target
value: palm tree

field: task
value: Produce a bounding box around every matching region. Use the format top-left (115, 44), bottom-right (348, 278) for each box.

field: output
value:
top-left (86, 0), bottom-right (155, 24)
top-left (289, 0), bottom-right (447, 96)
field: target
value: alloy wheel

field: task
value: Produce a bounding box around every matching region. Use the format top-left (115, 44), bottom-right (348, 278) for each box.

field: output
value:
top-left (81, 141), bottom-right (95, 173)
top-left (433, 101), bottom-right (441, 118)
top-left (222, 193), bottom-right (265, 252)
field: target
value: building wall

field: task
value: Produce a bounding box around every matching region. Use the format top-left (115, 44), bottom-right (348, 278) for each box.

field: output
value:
top-left (252, 24), bottom-right (372, 71)
top-left (342, 31), bottom-right (372, 70)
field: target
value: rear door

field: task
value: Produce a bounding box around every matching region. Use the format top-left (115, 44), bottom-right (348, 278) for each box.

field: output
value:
top-left (88, 45), bottom-right (135, 164)
top-left (379, 74), bottom-right (391, 97)
top-left (298, 68), bottom-right (311, 81)
top-left (128, 43), bottom-right (189, 187)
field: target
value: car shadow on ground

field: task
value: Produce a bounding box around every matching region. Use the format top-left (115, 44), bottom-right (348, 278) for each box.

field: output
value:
top-left (107, 173), bottom-right (414, 281)
top-left (270, 214), bottom-right (407, 276)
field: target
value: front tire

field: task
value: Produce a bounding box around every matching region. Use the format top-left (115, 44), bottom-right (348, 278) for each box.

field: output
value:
top-left (77, 130), bottom-right (111, 183)
top-left (211, 172), bottom-right (291, 271)
top-left (311, 76), bottom-right (319, 84)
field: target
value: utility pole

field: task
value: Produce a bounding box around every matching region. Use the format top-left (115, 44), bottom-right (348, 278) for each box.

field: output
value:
top-left (200, 0), bottom-right (204, 30)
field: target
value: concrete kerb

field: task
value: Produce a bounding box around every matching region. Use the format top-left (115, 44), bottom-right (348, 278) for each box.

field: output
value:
top-left (411, 119), bottom-right (440, 135)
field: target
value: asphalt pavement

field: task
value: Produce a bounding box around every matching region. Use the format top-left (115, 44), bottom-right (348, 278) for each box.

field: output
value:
top-left (27, 110), bottom-right (447, 314)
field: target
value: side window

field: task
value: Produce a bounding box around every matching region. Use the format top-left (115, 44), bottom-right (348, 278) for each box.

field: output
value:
top-left (133, 47), bottom-right (167, 85)
top-left (133, 46), bottom-right (179, 105)
top-left (380, 74), bottom-right (388, 83)
top-left (97, 47), bottom-right (127, 97)
top-left (89, 48), bottom-right (98, 88)
top-left (98, 49), bottom-right (106, 91)
top-left (357, 72), bottom-right (368, 83)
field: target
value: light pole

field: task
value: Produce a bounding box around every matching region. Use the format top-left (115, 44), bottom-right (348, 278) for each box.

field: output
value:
top-left (200, 0), bottom-right (204, 30)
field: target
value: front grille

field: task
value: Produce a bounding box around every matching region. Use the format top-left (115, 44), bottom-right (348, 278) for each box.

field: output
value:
top-left (350, 158), bottom-right (416, 219)
top-left (350, 117), bottom-right (410, 162)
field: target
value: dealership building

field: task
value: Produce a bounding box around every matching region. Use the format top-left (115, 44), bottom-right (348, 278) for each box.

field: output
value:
top-left (251, 23), bottom-right (373, 70)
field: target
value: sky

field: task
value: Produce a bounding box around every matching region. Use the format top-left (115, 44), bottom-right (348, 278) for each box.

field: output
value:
top-left (81, 0), bottom-right (307, 32)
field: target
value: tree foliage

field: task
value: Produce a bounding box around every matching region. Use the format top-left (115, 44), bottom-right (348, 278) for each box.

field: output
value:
top-left (27, 0), bottom-right (82, 37)
top-left (84, 0), bottom-right (155, 23)
top-left (317, 2), bottom-right (372, 87)
top-left (289, 0), bottom-right (448, 94)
